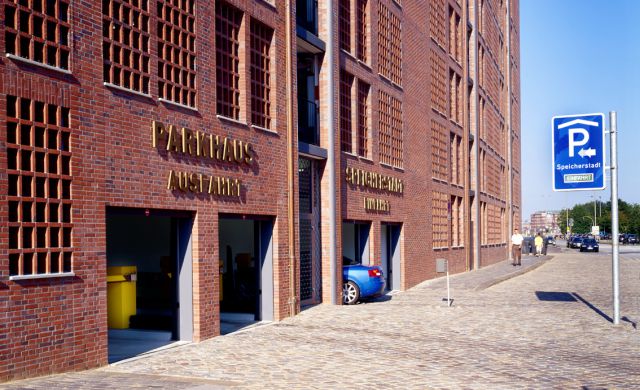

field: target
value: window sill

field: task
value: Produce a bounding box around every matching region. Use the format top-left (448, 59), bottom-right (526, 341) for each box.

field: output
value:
top-left (10, 272), bottom-right (75, 281)
top-left (159, 98), bottom-right (198, 112)
top-left (380, 162), bottom-right (404, 172)
top-left (6, 53), bottom-right (71, 75)
top-left (357, 59), bottom-right (372, 71)
top-left (104, 82), bottom-right (152, 98)
top-left (217, 115), bottom-right (248, 127)
top-left (342, 151), bottom-right (373, 162)
top-left (251, 124), bottom-right (278, 135)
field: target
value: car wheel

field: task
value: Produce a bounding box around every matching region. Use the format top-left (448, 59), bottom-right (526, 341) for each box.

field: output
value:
top-left (595, 249), bottom-right (599, 252)
top-left (343, 280), bottom-right (360, 305)
top-left (580, 248), bottom-right (583, 252)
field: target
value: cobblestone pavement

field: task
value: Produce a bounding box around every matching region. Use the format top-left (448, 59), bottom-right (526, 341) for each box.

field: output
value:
top-left (4, 247), bottom-right (640, 389)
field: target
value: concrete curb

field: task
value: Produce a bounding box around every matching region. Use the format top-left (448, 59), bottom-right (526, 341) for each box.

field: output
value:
top-left (474, 255), bottom-right (553, 291)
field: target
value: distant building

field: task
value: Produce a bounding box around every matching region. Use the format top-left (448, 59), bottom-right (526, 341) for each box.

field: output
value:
top-left (530, 211), bottom-right (560, 235)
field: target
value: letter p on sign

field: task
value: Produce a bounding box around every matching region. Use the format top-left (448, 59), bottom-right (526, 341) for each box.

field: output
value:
top-left (568, 128), bottom-right (589, 157)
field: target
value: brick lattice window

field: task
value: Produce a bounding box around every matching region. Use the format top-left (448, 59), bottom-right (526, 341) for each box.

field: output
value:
top-left (102, 0), bottom-right (151, 93)
top-left (389, 11), bottom-right (401, 85)
top-left (430, 49), bottom-right (447, 114)
top-left (157, 0), bottom-right (197, 107)
top-left (449, 69), bottom-right (462, 124)
top-left (430, 119), bottom-right (448, 181)
top-left (429, 0), bottom-right (445, 47)
top-left (378, 90), bottom-right (402, 167)
top-left (450, 132), bottom-right (463, 186)
top-left (339, 0), bottom-right (351, 52)
top-left (356, 0), bottom-right (367, 62)
top-left (357, 80), bottom-right (370, 157)
top-left (448, 6), bottom-right (461, 63)
top-left (216, 1), bottom-right (242, 118)
top-left (250, 19), bottom-right (273, 129)
top-left (340, 70), bottom-right (354, 153)
top-left (6, 96), bottom-right (73, 277)
top-left (377, 2), bottom-right (389, 78)
top-left (4, 0), bottom-right (71, 70)
top-left (432, 191), bottom-right (449, 248)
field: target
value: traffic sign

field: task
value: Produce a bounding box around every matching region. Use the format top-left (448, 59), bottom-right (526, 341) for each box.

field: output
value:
top-left (552, 113), bottom-right (606, 191)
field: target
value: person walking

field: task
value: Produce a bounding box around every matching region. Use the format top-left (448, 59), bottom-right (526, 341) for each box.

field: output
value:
top-left (534, 233), bottom-right (543, 257)
top-left (511, 228), bottom-right (524, 266)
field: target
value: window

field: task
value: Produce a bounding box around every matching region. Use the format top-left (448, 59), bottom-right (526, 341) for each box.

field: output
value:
top-left (448, 6), bottom-right (461, 63)
top-left (450, 133), bottom-right (463, 186)
top-left (356, 0), bottom-right (368, 62)
top-left (6, 96), bottom-right (73, 277)
top-left (215, 1), bottom-right (242, 118)
top-left (431, 119), bottom-right (448, 181)
top-left (339, 0), bottom-right (351, 52)
top-left (157, 0), bottom-right (196, 107)
top-left (432, 191), bottom-right (448, 248)
top-left (340, 70), bottom-right (354, 153)
top-left (451, 195), bottom-right (464, 247)
top-left (250, 19), bottom-right (273, 129)
top-left (378, 90), bottom-right (402, 167)
top-left (449, 69), bottom-right (462, 124)
top-left (102, 0), bottom-right (151, 93)
top-left (377, 3), bottom-right (401, 84)
top-left (357, 80), bottom-right (370, 157)
top-left (4, 0), bottom-right (71, 70)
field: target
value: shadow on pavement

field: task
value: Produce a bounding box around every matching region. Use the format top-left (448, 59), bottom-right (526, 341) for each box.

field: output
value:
top-left (535, 291), bottom-right (577, 302)
top-left (572, 292), bottom-right (613, 323)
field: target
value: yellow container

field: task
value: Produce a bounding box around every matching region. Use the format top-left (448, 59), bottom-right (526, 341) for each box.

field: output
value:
top-left (107, 266), bottom-right (137, 329)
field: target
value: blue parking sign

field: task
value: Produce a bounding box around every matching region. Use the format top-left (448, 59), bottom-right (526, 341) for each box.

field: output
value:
top-left (552, 113), bottom-right (606, 191)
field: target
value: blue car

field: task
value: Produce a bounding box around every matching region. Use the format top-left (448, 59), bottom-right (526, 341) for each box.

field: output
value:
top-left (342, 258), bottom-right (386, 305)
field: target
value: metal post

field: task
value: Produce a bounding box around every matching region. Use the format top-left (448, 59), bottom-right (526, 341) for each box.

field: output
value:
top-left (594, 197), bottom-right (597, 227)
top-left (610, 111), bottom-right (620, 325)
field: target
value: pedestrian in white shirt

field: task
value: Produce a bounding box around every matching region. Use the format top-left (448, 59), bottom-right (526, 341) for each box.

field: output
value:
top-left (511, 228), bottom-right (524, 266)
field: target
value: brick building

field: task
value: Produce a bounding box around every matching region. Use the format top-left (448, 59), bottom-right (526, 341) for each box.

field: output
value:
top-left (529, 211), bottom-right (560, 235)
top-left (0, 0), bottom-right (520, 381)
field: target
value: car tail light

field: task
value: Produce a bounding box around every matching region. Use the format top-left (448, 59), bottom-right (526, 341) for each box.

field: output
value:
top-left (368, 269), bottom-right (381, 277)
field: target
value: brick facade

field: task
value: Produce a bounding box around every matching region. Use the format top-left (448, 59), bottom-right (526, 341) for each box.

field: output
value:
top-left (0, 0), bottom-right (520, 381)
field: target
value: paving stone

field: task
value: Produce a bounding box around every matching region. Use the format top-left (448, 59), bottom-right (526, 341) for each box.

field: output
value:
top-left (3, 247), bottom-right (639, 389)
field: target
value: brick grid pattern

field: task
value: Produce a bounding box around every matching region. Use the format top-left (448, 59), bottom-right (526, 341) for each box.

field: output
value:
top-left (339, 0), bottom-right (351, 52)
top-left (356, 0), bottom-right (367, 62)
top-left (157, 0), bottom-right (197, 107)
top-left (378, 90), bottom-right (402, 167)
top-left (102, 0), bottom-right (151, 93)
top-left (377, 2), bottom-right (389, 78)
top-left (448, 6), bottom-right (461, 63)
top-left (4, 0), bottom-right (71, 69)
top-left (389, 11), bottom-right (401, 85)
top-left (450, 132), bottom-right (462, 186)
top-left (6, 96), bottom-right (73, 276)
top-left (449, 69), bottom-right (462, 125)
top-left (432, 191), bottom-right (448, 248)
top-left (249, 19), bottom-right (273, 129)
top-left (429, 0), bottom-right (445, 47)
top-left (339, 70), bottom-right (353, 153)
top-left (430, 119), bottom-right (448, 181)
top-left (215, 1), bottom-right (242, 118)
top-left (450, 195), bottom-right (463, 247)
top-left (430, 49), bottom-right (447, 115)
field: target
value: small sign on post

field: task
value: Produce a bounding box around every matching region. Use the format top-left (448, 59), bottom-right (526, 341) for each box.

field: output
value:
top-left (436, 258), bottom-right (453, 307)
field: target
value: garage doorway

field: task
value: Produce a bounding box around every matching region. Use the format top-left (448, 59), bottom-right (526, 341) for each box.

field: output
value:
top-left (342, 221), bottom-right (371, 265)
top-left (106, 208), bottom-right (193, 363)
top-left (381, 223), bottom-right (401, 291)
top-left (219, 216), bottom-right (273, 334)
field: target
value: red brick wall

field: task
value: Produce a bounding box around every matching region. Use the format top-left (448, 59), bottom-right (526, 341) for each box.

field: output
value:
top-left (0, 0), bottom-right (295, 381)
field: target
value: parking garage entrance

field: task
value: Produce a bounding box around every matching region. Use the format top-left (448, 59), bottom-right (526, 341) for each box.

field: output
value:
top-left (106, 207), bottom-right (193, 363)
top-left (342, 221), bottom-right (371, 265)
top-left (381, 223), bottom-right (401, 291)
top-left (219, 216), bottom-right (274, 334)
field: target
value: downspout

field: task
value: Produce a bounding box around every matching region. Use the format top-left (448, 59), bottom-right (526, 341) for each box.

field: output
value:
top-left (327, 0), bottom-right (337, 305)
top-left (286, 0), bottom-right (298, 316)
top-left (462, 0), bottom-right (470, 271)
top-left (471, 0), bottom-right (481, 270)
top-left (505, 0), bottom-right (513, 257)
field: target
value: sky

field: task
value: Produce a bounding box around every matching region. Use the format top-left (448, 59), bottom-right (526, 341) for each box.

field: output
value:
top-left (520, 0), bottom-right (640, 220)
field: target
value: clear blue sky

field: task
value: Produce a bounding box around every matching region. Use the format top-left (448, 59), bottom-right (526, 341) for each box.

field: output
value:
top-left (520, 0), bottom-right (640, 220)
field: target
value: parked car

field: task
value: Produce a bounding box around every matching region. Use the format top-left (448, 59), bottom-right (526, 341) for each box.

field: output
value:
top-left (569, 236), bottom-right (583, 248)
top-left (342, 257), bottom-right (385, 305)
top-left (579, 238), bottom-right (599, 252)
top-left (626, 234), bottom-right (639, 245)
top-left (546, 236), bottom-right (556, 246)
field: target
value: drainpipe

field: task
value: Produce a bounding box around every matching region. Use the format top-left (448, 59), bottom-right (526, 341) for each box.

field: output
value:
top-left (505, 0), bottom-right (514, 256)
top-left (471, 0), bottom-right (480, 270)
top-left (327, 0), bottom-right (337, 305)
top-left (285, 0), bottom-right (298, 316)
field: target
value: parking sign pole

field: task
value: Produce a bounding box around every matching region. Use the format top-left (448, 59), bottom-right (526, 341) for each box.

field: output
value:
top-left (610, 111), bottom-right (620, 325)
